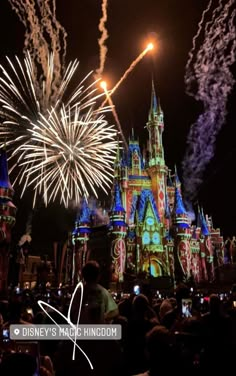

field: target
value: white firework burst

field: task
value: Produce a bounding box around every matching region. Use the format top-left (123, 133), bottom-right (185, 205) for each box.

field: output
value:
top-left (0, 53), bottom-right (117, 206)
top-left (20, 105), bottom-right (117, 207)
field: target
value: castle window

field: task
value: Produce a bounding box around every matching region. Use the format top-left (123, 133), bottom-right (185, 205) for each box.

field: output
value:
top-left (132, 150), bottom-right (139, 168)
top-left (142, 231), bottom-right (150, 245)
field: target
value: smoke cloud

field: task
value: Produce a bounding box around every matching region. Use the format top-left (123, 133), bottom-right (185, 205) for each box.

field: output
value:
top-left (8, 0), bottom-right (67, 105)
top-left (95, 0), bottom-right (109, 80)
top-left (182, 0), bottom-right (236, 201)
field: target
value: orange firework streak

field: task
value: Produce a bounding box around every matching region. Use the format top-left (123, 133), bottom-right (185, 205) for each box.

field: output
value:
top-left (100, 43), bottom-right (154, 108)
top-left (101, 81), bottom-right (128, 150)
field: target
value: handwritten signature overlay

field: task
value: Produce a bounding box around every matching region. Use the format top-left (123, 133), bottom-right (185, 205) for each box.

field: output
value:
top-left (37, 281), bottom-right (94, 369)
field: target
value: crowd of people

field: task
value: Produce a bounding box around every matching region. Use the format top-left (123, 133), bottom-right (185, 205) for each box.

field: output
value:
top-left (1, 260), bottom-right (236, 375)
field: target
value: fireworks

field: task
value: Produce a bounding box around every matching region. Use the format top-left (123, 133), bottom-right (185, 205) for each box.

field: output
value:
top-left (8, 0), bottom-right (67, 97)
top-left (0, 53), bottom-right (117, 207)
top-left (21, 105), bottom-right (117, 207)
top-left (94, 0), bottom-right (109, 80)
top-left (100, 42), bottom-right (155, 108)
top-left (100, 80), bottom-right (128, 151)
top-left (1, 0), bottom-right (155, 207)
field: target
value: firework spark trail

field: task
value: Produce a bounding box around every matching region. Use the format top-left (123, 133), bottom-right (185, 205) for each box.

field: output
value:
top-left (100, 44), bottom-right (153, 108)
top-left (182, 0), bottom-right (236, 201)
top-left (8, 0), bottom-right (67, 102)
top-left (101, 83), bottom-right (128, 150)
top-left (94, 0), bottom-right (109, 80)
top-left (0, 53), bottom-right (97, 129)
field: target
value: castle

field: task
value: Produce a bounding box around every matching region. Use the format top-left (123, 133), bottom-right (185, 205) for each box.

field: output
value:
top-left (0, 83), bottom-right (226, 289)
top-left (73, 82), bottom-right (224, 285)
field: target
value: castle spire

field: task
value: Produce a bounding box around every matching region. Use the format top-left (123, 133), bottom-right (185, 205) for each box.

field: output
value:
top-left (112, 183), bottom-right (125, 213)
top-left (149, 79), bottom-right (158, 121)
top-left (146, 80), bottom-right (167, 221)
top-left (131, 127), bottom-right (135, 141)
top-left (197, 204), bottom-right (202, 228)
top-left (164, 186), bottom-right (171, 219)
top-left (200, 207), bottom-right (210, 236)
top-left (167, 169), bottom-right (174, 187)
top-left (0, 147), bottom-right (13, 190)
top-left (79, 198), bottom-right (91, 224)
top-left (174, 165), bottom-right (181, 188)
top-left (175, 186), bottom-right (187, 216)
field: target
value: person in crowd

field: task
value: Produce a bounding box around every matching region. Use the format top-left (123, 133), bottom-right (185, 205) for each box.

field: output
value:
top-left (125, 294), bottom-right (159, 375)
top-left (118, 295), bottom-right (134, 321)
top-left (70, 260), bottom-right (119, 324)
top-left (134, 325), bottom-right (179, 376)
top-left (199, 293), bottom-right (233, 372)
top-left (54, 299), bottom-right (123, 376)
top-left (159, 299), bottom-right (173, 321)
top-left (161, 283), bottom-right (189, 331)
top-left (3, 300), bottom-right (31, 328)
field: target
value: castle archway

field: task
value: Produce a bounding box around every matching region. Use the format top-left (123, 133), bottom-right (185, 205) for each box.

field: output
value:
top-left (143, 256), bottom-right (163, 277)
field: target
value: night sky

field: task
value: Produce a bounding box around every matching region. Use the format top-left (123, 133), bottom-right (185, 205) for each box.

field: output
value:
top-left (0, 0), bottom-right (236, 252)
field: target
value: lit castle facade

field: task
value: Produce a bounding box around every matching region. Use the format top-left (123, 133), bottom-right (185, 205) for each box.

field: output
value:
top-left (0, 147), bottom-right (16, 290)
top-left (73, 83), bottom-right (224, 285)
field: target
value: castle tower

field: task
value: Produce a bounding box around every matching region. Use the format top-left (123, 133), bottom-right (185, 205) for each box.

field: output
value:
top-left (0, 147), bottom-right (16, 290)
top-left (121, 148), bottom-right (128, 204)
top-left (200, 208), bottom-right (215, 282)
top-left (146, 81), bottom-right (168, 222)
top-left (173, 184), bottom-right (191, 281)
top-left (110, 182), bottom-right (127, 283)
top-left (163, 188), bottom-right (175, 278)
top-left (196, 206), bottom-right (208, 281)
top-left (72, 198), bottom-right (91, 282)
top-left (207, 215), bottom-right (224, 267)
top-left (128, 129), bottom-right (144, 178)
top-left (167, 170), bottom-right (175, 213)
top-left (164, 187), bottom-right (171, 238)
top-left (189, 225), bottom-right (201, 283)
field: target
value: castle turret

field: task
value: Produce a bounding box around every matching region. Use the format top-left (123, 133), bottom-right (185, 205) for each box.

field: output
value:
top-left (127, 129), bottom-right (144, 177)
top-left (72, 198), bottom-right (91, 281)
top-left (196, 206), bottom-right (208, 281)
top-left (173, 185), bottom-right (191, 281)
top-left (164, 187), bottom-right (171, 238)
top-left (167, 170), bottom-right (175, 213)
top-left (110, 183), bottom-right (127, 283)
top-left (163, 187), bottom-right (175, 278)
top-left (200, 208), bottom-right (215, 282)
top-left (146, 82), bottom-right (168, 222)
top-left (0, 147), bottom-right (16, 290)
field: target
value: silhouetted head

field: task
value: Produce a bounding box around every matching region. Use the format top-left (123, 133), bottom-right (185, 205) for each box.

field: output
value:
top-left (132, 293), bottom-right (149, 317)
top-left (82, 261), bottom-right (100, 283)
top-left (146, 325), bottom-right (175, 369)
top-left (175, 283), bottom-right (189, 306)
top-left (209, 294), bottom-right (221, 314)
